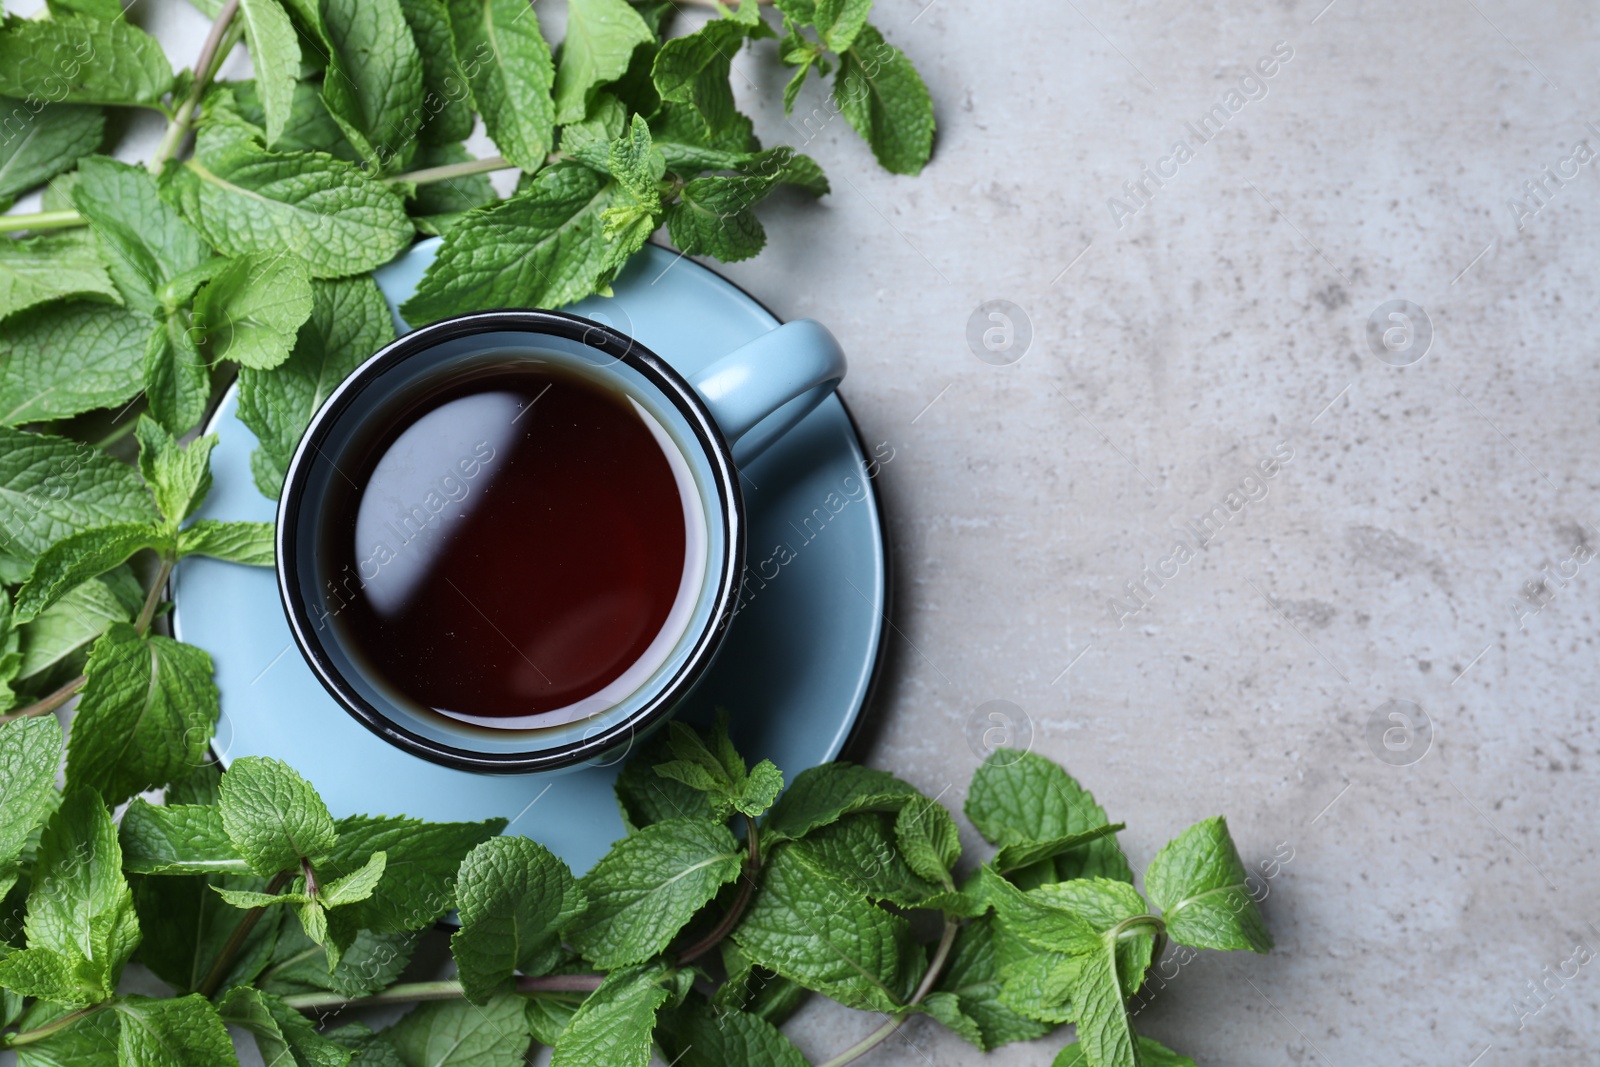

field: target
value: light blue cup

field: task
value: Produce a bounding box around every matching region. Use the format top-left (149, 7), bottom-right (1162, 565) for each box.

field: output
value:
top-left (275, 308), bottom-right (846, 774)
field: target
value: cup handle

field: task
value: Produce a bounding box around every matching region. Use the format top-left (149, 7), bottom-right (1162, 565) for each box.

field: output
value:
top-left (688, 319), bottom-right (848, 465)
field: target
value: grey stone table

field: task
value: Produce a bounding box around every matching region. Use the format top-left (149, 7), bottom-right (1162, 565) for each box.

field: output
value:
top-left (69, 0), bottom-right (1600, 1064)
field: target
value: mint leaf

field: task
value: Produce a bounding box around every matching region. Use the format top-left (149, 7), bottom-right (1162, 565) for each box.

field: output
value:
top-left (45, 0), bottom-right (125, 18)
top-left (70, 156), bottom-right (211, 318)
top-left (0, 716), bottom-right (62, 897)
top-left (0, 232), bottom-right (119, 321)
top-left (665, 174), bottom-right (770, 262)
top-left (615, 732), bottom-right (716, 829)
top-left (131, 874), bottom-right (282, 994)
top-left (405, 143), bottom-right (498, 235)
top-left (931, 917), bottom-right (1051, 1050)
top-left (993, 923), bottom-right (1077, 1024)
top-left (9, 999), bottom-right (120, 1067)
top-left (965, 749), bottom-right (1133, 883)
top-left (762, 761), bottom-right (920, 841)
top-left (219, 756), bottom-right (338, 876)
top-left (15, 574), bottom-right (133, 681)
top-left (216, 885), bottom-right (311, 909)
top-left (554, 0), bottom-right (653, 124)
top-left (0, 427), bottom-right (155, 579)
top-left (1145, 815), bottom-right (1272, 953)
top-left (452, 835), bottom-right (583, 1001)
top-left (558, 92), bottom-right (627, 153)
top-left (992, 823), bottom-right (1127, 875)
top-left (652, 717), bottom-right (782, 819)
top-left (220, 986), bottom-right (353, 1067)
top-left (814, 0), bottom-right (872, 52)
top-left (142, 311), bottom-right (212, 434)
top-left (177, 520), bottom-right (276, 565)
top-left (66, 623), bottom-right (220, 805)
top-left (120, 799), bottom-right (250, 875)
top-left (445, 0), bottom-right (555, 171)
top-left (238, 0), bottom-right (301, 147)
top-left (570, 817), bottom-right (742, 968)
top-left (895, 794), bottom-right (960, 886)
top-left (14, 524), bottom-right (167, 624)
top-left (598, 116), bottom-right (663, 252)
top-left (1055, 1036), bottom-right (1197, 1067)
top-left (172, 127), bottom-right (413, 279)
top-left (833, 24), bottom-right (934, 175)
top-left (0, 301), bottom-right (146, 426)
top-left (238, 275), bottom-right (394, 498)
top-left (789, 812), bottom-right (940, 907)
top-left (135, 416), bottom-right (217, 529)
top-left (321, 0), bottom-right (425, 171)
top-left (400, 162), bottom-right (617, 326)
top-left (0, 790), bottom-right (139, 1007)
top-left (115, 994), bottom-right (235, 1067)
top-left (1064, 942), bottom-right (1141, 1067)
top-left (547, 966), bottom-right (669, 1067)
top-left (0, 102), bottom-right (104, 204)
top-left (396, 0), bottom-right (475, 145)
top-left (259, 925), bottom-right (417, 999)
top-left (320, 850), bottom-right (386, 907)
top-left (384, 995), bottom-right (530, 1067)
top-left (0, 17), bottom-right (173, 107)
top-left (651, 1), bottom-right (772, 137)
top-left (656, 1003), bottom-right (809, 1067)
top-left (321, 813), bottom-right (504, 932)
top-left (194, 252), bottom-right (314, 370)
top-left (732, 843), bottom-right (921, 1011)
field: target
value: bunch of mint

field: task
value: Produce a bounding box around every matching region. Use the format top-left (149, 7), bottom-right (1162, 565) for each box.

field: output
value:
top-left (0, 701), bottom-right (1270, 1066)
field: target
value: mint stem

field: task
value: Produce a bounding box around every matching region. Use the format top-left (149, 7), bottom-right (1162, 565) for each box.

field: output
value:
top-left (282, 974), bottom-right (605, 1013)
top-left (149, 0), bottom-right (242, 174)
top-left (815, 917), bottom-right (960, 1067)
top-left (676, 813), bottom-right (761, 966)
top-left (0, 210), bottom-right (88, 234)
top-left (197, 868), bottom-right (292, 998)
top-left (0, 674), bottom-right (86, 725)
top-left (0, 1001), bottom-right (111, 1049)
top-left (135, 554), bottom-right (176, 635)
top-left (387, 155), bottom-right (515, 186)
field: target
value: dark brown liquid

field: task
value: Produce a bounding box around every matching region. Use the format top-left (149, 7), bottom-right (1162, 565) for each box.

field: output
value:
top-left (326, 363), bottom-right (689, 725)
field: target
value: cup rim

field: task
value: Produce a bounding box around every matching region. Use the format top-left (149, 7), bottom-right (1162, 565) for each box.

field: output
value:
top-left (275, 308), bottom-right (745, 774)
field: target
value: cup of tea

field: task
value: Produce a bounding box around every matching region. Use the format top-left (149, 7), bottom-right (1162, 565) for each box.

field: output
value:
top-left (275, 309), bottom-right (846, 773)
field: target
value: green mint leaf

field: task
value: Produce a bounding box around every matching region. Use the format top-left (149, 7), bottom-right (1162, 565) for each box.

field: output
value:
top-left (231, 78), bottom-right (362, 161)
top-left (238, 0), bottom-right (301, 147)
top-left (665, 174), bottom-right (770, 262)
top-left (554, 0), bottom-right (653, 124)
top-left (614, 732), bottom-right (716, 829)
top-left (66, 624), bottom-right (218, 805)
top-left (965, 749), bottom-right (1132, 883)
top-left (930, 917), bottom-right (1051, 1050)
top-left (0, 232), bottom-right (120, 321)
top-left (780, 43), bottom-right (815, 114)
top-left (321, 0), bottom-right (425, 171)
top-left (171, 127), bottom-right (413, 279)
top-left (1027, 878), bottom-right (1156, 997)
top-left (221, 986), bottom-right (353, 1067)
top-left (135, 416), bottom-right (217, 529)
top-left (142, 310), bottom-right (212, 434)
top-left (319, 850), bottom-right (387, 907)
top-left (13, 523), bottom-right (167, 624)
top-left (0, 427), bottom-right (156, 577)
top-left (321, 813), bottom-right (504, 932)
top-left (45, 0), bottom-right (125, 20)
top-left (651, 2), bottom-right (772, 137)
top-left (1145, 815), bottom-right (1272, 953)
top-left (0, 302), bottom-right (146, 426)
top-left (894, 794), bottom-right (960, 885)
top-left (115, 993), bottom-right (235, 1067)
top-left (0, 791), bottom-right (139, 1007)
top-left (788, 812), bottom-right (940, 907)
top-left (992, 823), bottom-right (1127, 875)
top-left (70, 156), bottom-right (211, 317)
top-left (10, 999), bottom-right (120, 1067)
top-left (737, 760), bottom-right (784, 817)
top-left (120, 799), bottom-right (250, 875)
top-left (445, 0), bottom-right (555, 171)
top-left (918, 990), bottom-right (985, 1046)
top-left (131, 873), bottom-right (282, 994)
top-left (15, 573), bottom-right (136, 682)
top-left (238, 275), bottom-right (394, 499)
top-left (177, 520), bottom-right (276, 565)
top-left (219, 755), bottom-right (338, 876)
top-left (547, 965), bottom-right (669, 1067)
top-left (732, 843), bottom-right (921, 1012)
top-left (656, 1003), bottom-right (809, 1067)
top-left (451, 835), bottom-right (583, 1001)
top-left (1063, 941), bottom-right (1141, 1067)
top-left (405, 143), bottom-right (498, 234)
top-left (0, 17), bottom-right (173, 107)
top-left (523, 995), bottom-right (578, 1046)
top-left (762, 760), bottom-right (919, 841)
top-left (815, 0), bottom-right (872, 52)
top-left (1055, 1035), bottom-right (1197, 1067)
top-left (558, 92), bottom-right (627, 153)
top-left (384, 995), bottom-right (530, 1067)
top-left (324, 1026), bottom-right (406, 1067)
top-left (570, 817), bottom-right (742, 968)
top-left (400, 162), bottom-right (616, 326)
top-left (993, 923), bottom-right (1077, 1024)
top-left (296, 896), bottom-right (329, 946)
top-left (260, 925), bottom-right (418, 999)
top-left (165, 761), bottom-right (223, 804)
top-left (193, 252), bottom-right (314, 370)
top-left (833, 24), bottom-right (934, 175)
top-left (0, 716), bottom-right (63, 896)
top-left (0, 101), bottom-right (103, 204)
top-left (396, 0), bottom-right (475, 145)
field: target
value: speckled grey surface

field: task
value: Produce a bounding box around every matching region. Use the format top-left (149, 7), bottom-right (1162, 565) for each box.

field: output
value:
top-left (34, 0), bottom-right (1600, 1064)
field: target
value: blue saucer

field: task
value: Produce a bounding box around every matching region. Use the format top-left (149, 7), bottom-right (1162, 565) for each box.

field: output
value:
top-left (170, 242), bottom-right (889, 874)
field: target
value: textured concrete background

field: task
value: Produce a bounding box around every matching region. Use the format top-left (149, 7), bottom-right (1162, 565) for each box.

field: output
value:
top-left (34, 0), bottom-right (1600, 1064)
